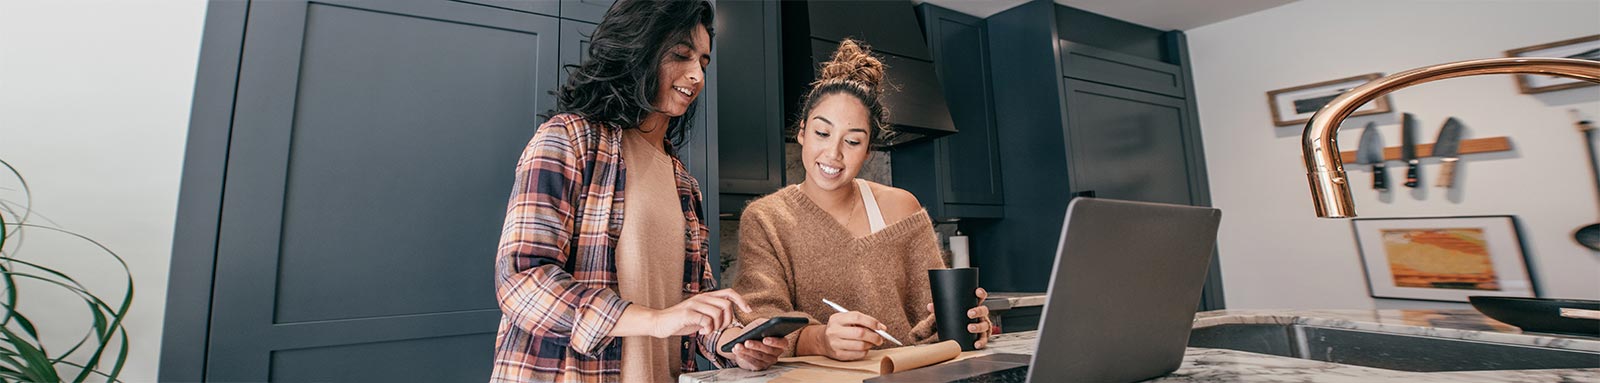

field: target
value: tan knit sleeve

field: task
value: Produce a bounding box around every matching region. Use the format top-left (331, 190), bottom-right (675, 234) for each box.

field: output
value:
top-left (730, 205), bottom-right (822, 356)
top-left (903, 220), bottom-right (947, 345)
top-left (731, 203), bottom-right (820, 324)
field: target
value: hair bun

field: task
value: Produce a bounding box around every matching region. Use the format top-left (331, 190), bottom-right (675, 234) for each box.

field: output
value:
top-left (817, 39), bottom-right (886, 93)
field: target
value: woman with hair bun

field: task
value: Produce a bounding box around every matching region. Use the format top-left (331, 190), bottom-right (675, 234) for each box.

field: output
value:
top-left (727, 39), bottom-right (993, 362)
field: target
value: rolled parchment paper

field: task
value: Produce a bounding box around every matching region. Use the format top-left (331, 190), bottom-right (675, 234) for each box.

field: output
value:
top-left (776, 340), bottom-right (965, 374)
top-left (1559, 308), bottom-right (1600, 320)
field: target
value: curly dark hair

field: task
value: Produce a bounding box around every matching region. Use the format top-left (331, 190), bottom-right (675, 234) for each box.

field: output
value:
top-left (552, 0), bottom-right (715, 153)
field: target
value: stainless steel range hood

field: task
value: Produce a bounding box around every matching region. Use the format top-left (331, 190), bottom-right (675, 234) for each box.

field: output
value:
top-left (782, 0), bottom-right (957, 149)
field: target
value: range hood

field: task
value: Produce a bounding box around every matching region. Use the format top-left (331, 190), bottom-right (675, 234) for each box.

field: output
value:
top-left (780, 0), bottom-right (957, 149)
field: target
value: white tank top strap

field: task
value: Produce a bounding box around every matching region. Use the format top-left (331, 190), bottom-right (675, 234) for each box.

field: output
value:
top-left (856, 179), bottom-right (888, 233)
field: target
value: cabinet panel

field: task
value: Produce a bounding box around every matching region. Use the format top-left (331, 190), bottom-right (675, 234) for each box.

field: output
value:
top-left (202, 1), bottom-right (560, 380)
top-left (928, 9), bottom-right (1003, 206)
top-left (890, 4), bottom-right (1002, 220)
top-left (452, 0), bottom-right (559, 17)
top-left (1062, 78), bottom-right (1196, 206)
top-left (1061, 41), bottom-right (1185, 98)
top-left (559, 20), bottom-right (595, 84)
top-left (1054, 5), bottom-right (1167, 64)
top-left (560, 0), bottom-right (614, 24)
top-left (716, 0), bottom-right (784, 200)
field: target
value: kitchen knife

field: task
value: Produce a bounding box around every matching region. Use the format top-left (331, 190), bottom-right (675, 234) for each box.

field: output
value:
top-left (1432, 117), bottom-right (1465, 188)
top-left (1355, 122), bottom-right (1388, 191)
top-left (1401, 113), bottom-right (1421, 188)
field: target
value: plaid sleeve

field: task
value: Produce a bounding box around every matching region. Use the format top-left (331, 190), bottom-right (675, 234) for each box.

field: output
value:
top-left (495, 120), bottom-right (630, 356)
top-left (689, 327), bottom-right (734, 371)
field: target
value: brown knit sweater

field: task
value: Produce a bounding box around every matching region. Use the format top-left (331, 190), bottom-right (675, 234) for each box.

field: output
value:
top-left (731, 185), bottom-right (945, 352)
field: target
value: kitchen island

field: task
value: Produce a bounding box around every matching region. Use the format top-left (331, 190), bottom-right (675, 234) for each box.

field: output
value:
top-left (681, 309), bottom-right (1600, 382)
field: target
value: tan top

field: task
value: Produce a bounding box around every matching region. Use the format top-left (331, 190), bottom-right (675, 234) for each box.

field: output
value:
top-left (732, 184), bottom-right (945, 355)
top-left (616, 129), bottom-right (685, 382)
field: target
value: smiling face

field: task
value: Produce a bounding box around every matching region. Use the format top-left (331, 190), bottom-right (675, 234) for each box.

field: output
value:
top-left (797, 93), bottom-right (873, 192)
top-left (651, 24), bottom-right (712, 117)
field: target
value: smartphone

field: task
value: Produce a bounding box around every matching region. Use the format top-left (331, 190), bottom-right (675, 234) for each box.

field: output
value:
top-left (719, 316), bottom-right (809, 353)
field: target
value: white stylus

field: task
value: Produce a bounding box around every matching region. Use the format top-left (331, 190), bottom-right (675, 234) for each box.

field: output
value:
top-left (821, 298), bottom-right (905, 346)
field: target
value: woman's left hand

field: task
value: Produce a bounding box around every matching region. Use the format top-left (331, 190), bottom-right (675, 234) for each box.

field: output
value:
top-left (729, 336), bottom-right (790, 371)
top-left (927, 287), bottom-right (992, 349)
top-left (716, 318), bottom-right (794, 371)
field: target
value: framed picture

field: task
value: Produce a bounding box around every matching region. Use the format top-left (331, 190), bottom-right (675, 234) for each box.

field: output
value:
top-left (1266, 73), bottom-right (1394, 127)
top-left (1351, 216), bottom-right (1537, 302)
top-left (1505, 34), bottom-right (1600, 94)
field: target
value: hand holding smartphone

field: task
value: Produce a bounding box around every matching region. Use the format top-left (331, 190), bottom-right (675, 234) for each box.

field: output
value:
top-left (719, 316), bottom-right (808, 353)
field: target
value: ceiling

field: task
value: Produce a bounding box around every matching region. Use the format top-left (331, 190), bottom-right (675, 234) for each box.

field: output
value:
top-left (916, 0), bottom-right (1298, 30)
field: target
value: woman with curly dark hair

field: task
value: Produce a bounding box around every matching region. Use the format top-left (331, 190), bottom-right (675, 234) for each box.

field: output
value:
top-left (491, 1), bottom-right (788, 381)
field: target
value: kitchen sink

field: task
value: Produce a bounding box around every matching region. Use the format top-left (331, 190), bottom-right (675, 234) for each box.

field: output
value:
top-left (1188, 324), bottom-right (1600, 372)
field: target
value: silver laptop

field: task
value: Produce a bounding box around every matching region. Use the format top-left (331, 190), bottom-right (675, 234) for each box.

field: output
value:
top-left (868, 197), bottom-right (1221, 383)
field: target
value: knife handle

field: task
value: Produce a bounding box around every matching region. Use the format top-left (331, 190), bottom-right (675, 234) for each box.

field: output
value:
top-left (1436, 160), bottom-right (1458, 188)
top-left (1372, 164), bottom-right (1389, 191)
top-left (1404, 161), bottom-right (1420, 188)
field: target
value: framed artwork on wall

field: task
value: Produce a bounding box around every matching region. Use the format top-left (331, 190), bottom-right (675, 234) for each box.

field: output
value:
top-left (1351, 216), bottom-right (1537, 302)
top-left (1266, 73), bottom-right (1394, 127)
top-left (1505, 34), bottom-right (1600, 94)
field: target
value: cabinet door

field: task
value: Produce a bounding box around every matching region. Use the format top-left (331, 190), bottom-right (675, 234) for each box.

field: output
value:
top-left (559, 19), bottom-right (596, 84)
top-left (716, 0), bottom-right (784, 198)
top-left (1060, 41), bottom-right (1185, 98)
top-left (925, 6), bottom-right (1003, 206)
top-left (203, 1), bottom-right (558, 380)
top-left (1061, 78), bottom-right (1198, 205)
top-left (454, 0), bottom-right (559, 17)
top-left (561, 0), bottom-right (615, 24)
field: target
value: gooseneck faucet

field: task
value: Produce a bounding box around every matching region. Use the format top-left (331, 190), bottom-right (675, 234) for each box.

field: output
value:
top-left (1302, 57), bottom-right (1600, 218)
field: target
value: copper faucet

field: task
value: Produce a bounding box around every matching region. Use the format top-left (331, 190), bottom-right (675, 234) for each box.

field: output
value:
top-left (1302, 57), bottom-right (1600, 218)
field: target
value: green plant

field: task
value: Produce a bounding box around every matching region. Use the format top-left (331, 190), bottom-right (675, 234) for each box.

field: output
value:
top-left (0, 159), bottom-right (131, 383)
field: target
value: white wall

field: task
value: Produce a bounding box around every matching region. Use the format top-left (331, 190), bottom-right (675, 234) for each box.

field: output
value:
top-left (1188, 0), bottom-right (1600, 310)
top-left (0, 0), bottom-right (206, 380)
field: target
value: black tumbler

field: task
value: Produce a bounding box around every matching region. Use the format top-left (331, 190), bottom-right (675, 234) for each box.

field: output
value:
top-left (928, 267), bottom-right (980, 351)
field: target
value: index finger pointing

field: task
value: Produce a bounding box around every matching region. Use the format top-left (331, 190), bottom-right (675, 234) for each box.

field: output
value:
top-left (715, 289), bottom-right (754, 313)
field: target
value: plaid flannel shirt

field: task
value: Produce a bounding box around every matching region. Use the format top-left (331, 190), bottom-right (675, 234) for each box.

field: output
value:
top-left (492, 114), bottom-right (730, 382)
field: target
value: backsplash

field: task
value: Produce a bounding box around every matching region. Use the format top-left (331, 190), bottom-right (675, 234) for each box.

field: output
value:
top-left (719, 145), bottom-right (957, 286)
top-left (718, 220), bottom-right (738, 285)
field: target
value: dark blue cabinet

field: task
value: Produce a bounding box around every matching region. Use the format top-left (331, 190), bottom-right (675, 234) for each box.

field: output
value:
top-left (448, 1), bottom-right (612, 25)
top-left (454, 0), bottom-right (560, 17)
top-left (893, 4), bottom-right (1004, 220)
top-left (164, 1), bottom-right (563, 381)
top-left (558, 20), bottom-right (595, 83)
top-left (969, 2), bottom-right (1219, 310)
top-left (1058, 42), bottom-right (1203, 206)
top-left (715, 0), bottom-right (784, 217)
top-left (560, 0), bottom-right (614, 24)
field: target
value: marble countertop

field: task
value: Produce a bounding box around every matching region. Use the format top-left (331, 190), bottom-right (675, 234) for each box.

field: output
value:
top-left (982, 292), bottom-right (1046, 311)
top-left (681, 309), bottom-right (1600, 383)
top-left (1195, 309), bottom-right (1598, 352)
